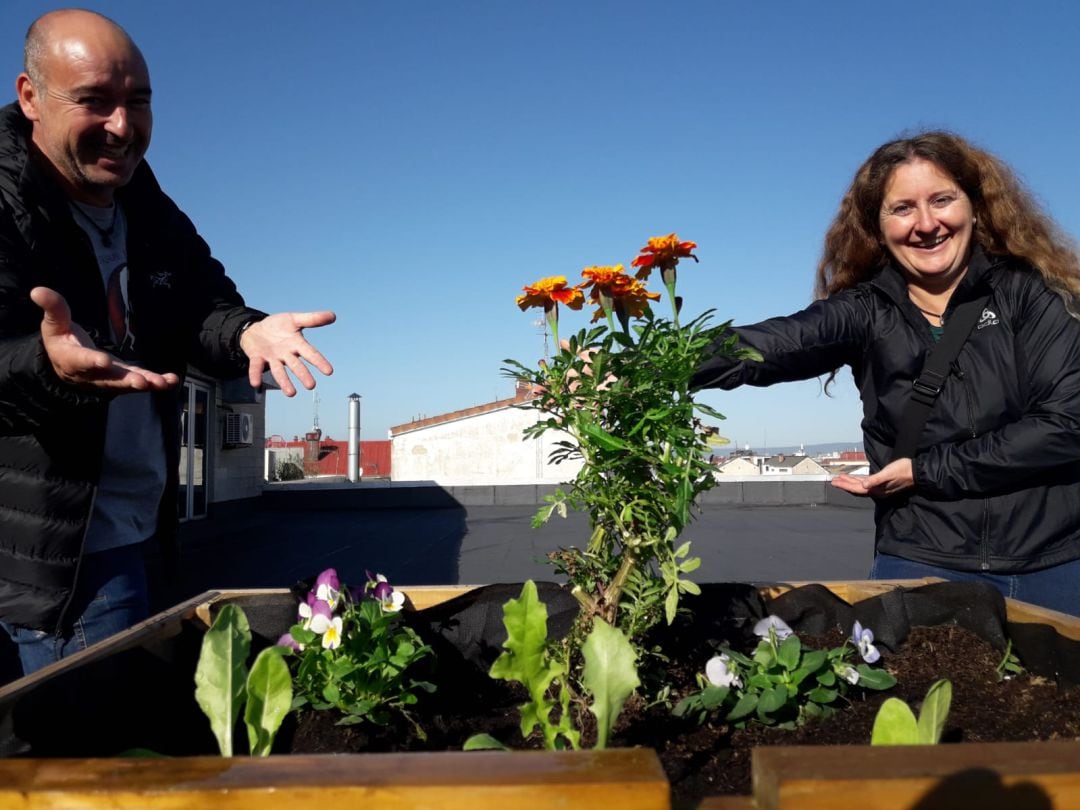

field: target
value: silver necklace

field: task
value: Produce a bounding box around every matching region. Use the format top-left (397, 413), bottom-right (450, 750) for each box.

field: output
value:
top-left (71, 203), bottom-right (119, 248)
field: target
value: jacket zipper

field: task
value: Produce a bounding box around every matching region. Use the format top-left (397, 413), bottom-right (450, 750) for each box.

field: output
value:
top-left (954, 362), bottom-right (991, 571)
top-left (53, 485), bottom-right (98, 640)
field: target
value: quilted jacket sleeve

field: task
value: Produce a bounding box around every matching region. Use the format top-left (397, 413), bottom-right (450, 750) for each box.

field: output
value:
top-left (0, 204), bottom-right (110, 433)
top-left (691, 289), bottom-right (872, 391)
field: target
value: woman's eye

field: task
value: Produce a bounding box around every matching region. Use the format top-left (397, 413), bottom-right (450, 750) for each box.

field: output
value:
top-left (932, 195), bottom-right (955, 207)
top-left (890, 204), bottom-right (913, 216)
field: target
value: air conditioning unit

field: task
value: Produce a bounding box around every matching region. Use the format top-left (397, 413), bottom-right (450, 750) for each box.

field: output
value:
top-left (224, 412), bottom-right (254, 446)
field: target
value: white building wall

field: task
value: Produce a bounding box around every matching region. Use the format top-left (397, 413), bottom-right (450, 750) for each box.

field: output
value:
top-left (391, 406), bottom-right (584, 485)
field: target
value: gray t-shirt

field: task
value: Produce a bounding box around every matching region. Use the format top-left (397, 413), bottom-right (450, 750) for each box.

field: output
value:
top-left (70, 201), bottom-right (167, 554)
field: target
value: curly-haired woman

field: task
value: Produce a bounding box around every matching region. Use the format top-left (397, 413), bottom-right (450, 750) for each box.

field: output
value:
top-left (694, 132), bottom-right (1080, 615)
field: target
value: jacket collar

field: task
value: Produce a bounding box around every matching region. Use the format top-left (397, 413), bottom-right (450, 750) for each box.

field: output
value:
top-left (869, 244), bottom-right (1006, 310)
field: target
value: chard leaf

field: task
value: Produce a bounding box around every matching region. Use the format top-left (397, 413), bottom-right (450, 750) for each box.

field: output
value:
top-left (582, 619), bottom-right (640, 749)
top-left (244, 647), bottom-right (293, 756)
top-left (464, 733), bottom-right (510, 751)
top-left (871, 697), bottom-right (919, 745)
top-left (194, 604), bottom-right (252, 757)
top-left (916, 679), bottom-right (952, 744)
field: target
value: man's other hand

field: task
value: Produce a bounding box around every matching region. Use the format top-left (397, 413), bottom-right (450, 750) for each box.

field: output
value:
top-left (239, 311), bottom-right (336, 397)
top-left (32, 287), bottom-right (179, 391)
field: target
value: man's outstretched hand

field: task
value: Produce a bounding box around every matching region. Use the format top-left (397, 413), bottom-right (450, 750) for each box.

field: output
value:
top-left (239, 311), bottom-right (336, 397)
top-left (32, 287), bottom-right (179, 392)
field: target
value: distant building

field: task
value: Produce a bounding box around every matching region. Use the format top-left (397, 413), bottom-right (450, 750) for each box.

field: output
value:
top-left (761, 453), bottom-right (828, 476)
top-left (264, 433), bottom-right (391, 479)
top-left (388, 381), bottom-right (584, 485)
top-left (716, 457), bottom-right (760, 476)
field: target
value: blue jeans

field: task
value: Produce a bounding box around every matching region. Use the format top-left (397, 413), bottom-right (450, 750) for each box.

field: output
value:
top-left (0, 543), bottom-right (150, 677)
top-left (870, 552), bottom-right (1080, 617)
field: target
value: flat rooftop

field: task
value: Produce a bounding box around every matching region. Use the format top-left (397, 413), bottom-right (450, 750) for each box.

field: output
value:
top-left (159, 495), bottom-right (875, 609)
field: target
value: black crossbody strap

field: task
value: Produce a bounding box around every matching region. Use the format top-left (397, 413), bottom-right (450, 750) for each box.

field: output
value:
top-left (891, 294), bottom-right (991, 461)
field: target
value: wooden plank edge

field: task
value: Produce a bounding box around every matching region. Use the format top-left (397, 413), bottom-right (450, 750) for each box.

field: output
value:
top-left (0, 748), bottom-right (671, 810)
top-left (752, 741), bottom-right (1080, 810)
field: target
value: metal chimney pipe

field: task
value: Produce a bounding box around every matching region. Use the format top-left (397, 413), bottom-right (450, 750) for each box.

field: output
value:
top-left (347, 393), bottom-right (362, 482)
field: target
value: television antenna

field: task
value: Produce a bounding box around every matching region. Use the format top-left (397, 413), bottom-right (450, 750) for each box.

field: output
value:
top-left (312, 390), bottom-right (321, 431)
top-left (533, 317), bottom-right (550, 363)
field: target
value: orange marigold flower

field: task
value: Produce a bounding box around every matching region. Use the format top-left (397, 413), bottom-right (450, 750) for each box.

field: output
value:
top-left (580, 264), bottom-right (629, 289)
top-left (589, 277), bottom-right (660, 322)
top-left (630, 233), bottom-right (698, 279)
top-left (516, 276), bottom-right (585, 311)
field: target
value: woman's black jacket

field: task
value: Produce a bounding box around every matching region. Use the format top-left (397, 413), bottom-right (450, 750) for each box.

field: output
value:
top-left (692, 248), bottom-right (1080, 574)
top-left (0, 102), bottom-right (264, 631)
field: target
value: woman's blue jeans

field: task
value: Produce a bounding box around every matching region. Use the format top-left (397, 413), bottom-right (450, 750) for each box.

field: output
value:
top-left (870, 552), bottom-right (1080, 617)
top-left (0, 543), bottom-right (150, 677)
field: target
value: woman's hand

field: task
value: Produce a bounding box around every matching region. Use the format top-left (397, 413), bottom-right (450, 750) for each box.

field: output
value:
top-left (831, 458), bottom-right (914, 497)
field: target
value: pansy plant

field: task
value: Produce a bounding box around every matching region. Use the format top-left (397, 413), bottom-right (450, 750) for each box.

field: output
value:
top-left (279, 568), bottom-right (435, 728)
top-left (675, 616), bottom-right (897, 729)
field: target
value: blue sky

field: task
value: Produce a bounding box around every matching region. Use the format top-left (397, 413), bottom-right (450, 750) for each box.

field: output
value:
top-left (5, 1), bottom-right (1079, 450)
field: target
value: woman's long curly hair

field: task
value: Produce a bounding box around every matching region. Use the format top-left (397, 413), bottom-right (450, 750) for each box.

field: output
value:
top-left (815, 131), bottom-right (1080, 308)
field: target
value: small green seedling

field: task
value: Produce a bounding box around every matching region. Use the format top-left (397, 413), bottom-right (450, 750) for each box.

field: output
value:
top-left (871, 679), bottom-right (952, 745)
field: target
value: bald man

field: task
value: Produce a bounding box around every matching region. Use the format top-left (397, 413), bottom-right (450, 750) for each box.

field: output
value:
top-left (0, 9), bottom-right (335, 676)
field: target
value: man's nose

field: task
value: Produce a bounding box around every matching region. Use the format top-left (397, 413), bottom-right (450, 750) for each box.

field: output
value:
top-left (104, 106), bottom-right (131, 139)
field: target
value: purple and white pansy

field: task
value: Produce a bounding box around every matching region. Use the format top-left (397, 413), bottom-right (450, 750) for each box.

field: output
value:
top-left (851, 620), bottom-right (881, 664)
top-left (705, 653), bottom-right (742, 689)
top-left (753, 615), bottom-right (794, 641)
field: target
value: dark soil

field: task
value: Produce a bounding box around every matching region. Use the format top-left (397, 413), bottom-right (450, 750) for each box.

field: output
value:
top-left (282, 622), bottom-right (1080, 807)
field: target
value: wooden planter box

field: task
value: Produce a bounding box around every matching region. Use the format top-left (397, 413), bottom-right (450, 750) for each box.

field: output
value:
top-left (0, 582), bottom-right (1077, 809)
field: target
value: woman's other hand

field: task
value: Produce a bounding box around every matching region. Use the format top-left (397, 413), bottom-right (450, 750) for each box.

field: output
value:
top-left (831, 458), bottom-right (914, 497)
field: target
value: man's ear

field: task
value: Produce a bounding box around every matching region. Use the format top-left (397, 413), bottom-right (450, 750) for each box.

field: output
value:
top-left (16, 73), bottom-right (41, 121)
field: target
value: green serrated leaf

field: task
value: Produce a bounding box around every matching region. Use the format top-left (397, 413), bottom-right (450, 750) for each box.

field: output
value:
top-left (244, 647), bottom-right (293, 756)
top-left (582, 619), bottom-right (640, 749)
top-left (194, 604), bottom-right (252, 757)
top-left (488, 581), bottom-right (565, 746)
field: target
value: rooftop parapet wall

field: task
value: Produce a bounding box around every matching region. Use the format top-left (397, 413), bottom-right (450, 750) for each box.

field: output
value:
top-left (261, 478), bottom-right (873, 510)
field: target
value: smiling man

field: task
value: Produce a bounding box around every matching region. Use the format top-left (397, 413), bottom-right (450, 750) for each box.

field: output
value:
top-left (0, 9), bottom-right (336, 677)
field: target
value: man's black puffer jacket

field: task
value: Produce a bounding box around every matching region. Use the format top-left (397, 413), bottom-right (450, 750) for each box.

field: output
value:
top-left (0, 102), bottom-right (264, 631)
top-left (692, 247), bottom-right (1080, 574)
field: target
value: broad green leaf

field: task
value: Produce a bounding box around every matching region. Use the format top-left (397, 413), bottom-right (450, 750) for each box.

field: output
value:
top-left (244, 647), bottom-right (293, 756)
top-left (871, 698), bottom-right (919, 745)
top-left (582, 620), bottom-right (640, 749)
top-left (726, 692), bottom-right (758, 722)
top-left (916, 679), bottom-right (952, 744)
top-left (856, 665), bottom-right (898, 690)
top-left (757, 684), bottom-right (788, 714)
top-left (799, 649), bottom-right (827, 672)
top-left (194, 604), bottom-right (252, 757)
top-left (805, 687), bottom-right (839, 704)
top-left (464, 733), bottom-right (510, 751)
top-left (777, 635), bottom-right (801, 670)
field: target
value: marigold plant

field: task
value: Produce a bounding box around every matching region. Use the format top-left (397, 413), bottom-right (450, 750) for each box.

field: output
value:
top-left (506, 236), bottom-right (759, 649)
